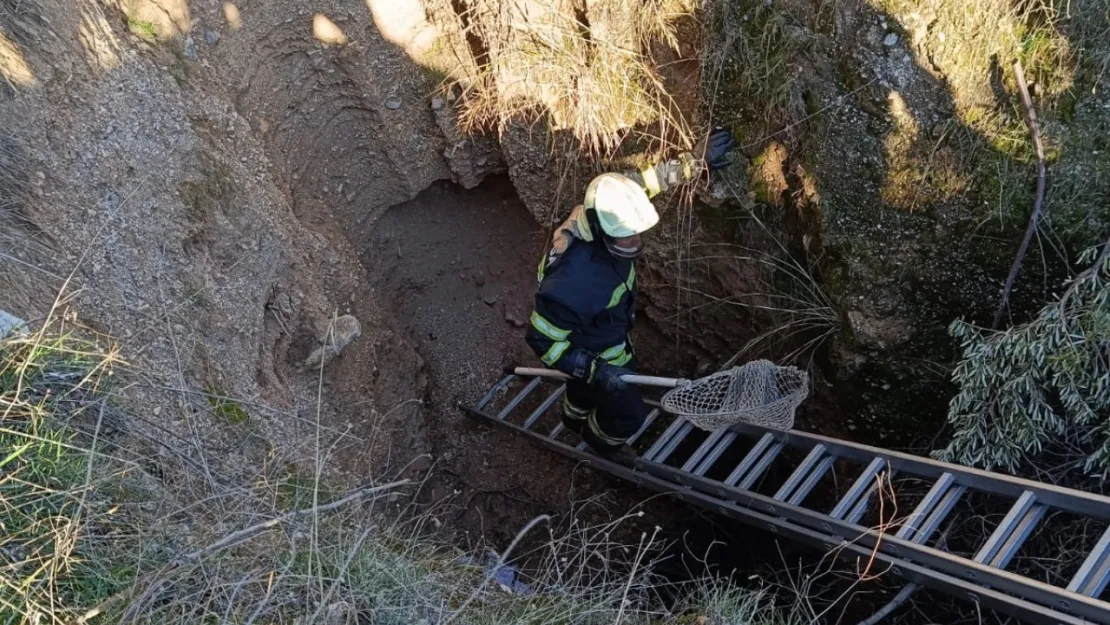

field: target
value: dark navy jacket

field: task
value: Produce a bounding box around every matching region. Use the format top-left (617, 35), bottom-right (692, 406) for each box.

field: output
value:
top-left (525, 235), bottom-right (635, 376)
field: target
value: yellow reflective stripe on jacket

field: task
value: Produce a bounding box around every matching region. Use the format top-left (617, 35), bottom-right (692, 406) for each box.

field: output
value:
top-left (599, 342), bottom-right (626, 361)
top-left (531, 311), bottom-right (571, 341)
top-left (541, 340), bottom-right (570, 366)
top-left (605, 265), bottom-right (636, 309)
top-left (607, 283), bottom-right (627, 309)
top-left (611, 350), bottom-right (632, 367)
top-left (599, 342), bottom-right (632, 367)
top-left (536, 254), bottom-right (546, 283)
top-left (639, 166), bottom-right (662, 197)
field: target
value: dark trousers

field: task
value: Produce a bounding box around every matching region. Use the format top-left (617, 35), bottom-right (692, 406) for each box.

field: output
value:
top-left (563, 376), bottom-right (649, 451)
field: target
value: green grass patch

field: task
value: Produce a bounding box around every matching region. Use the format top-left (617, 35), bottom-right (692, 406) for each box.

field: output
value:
top-left (206, 389), bottom-right (249, 425)
top-left (127, 17), bottom-right (158, 41)
top-left (0, 331), bottom-right (138, 624)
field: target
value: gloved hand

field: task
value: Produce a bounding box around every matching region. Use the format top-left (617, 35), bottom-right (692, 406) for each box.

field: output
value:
top-left (704, 127), bottom-right (736, 170)
top-left (656, 152), bottom-right (701, 188)
top-left (591, 359), bottom-right (633, 393)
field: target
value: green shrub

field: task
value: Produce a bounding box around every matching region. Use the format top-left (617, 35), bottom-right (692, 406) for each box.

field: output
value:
top-left (938, 244), bottom-right (1110, 475)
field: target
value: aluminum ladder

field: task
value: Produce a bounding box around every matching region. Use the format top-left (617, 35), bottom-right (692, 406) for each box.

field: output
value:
top-left (461, 371), bottom-right (1110, 625)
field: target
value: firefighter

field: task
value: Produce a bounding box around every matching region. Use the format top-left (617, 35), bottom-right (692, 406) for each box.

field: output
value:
top-left (525, 129), bottom-right (735, 457)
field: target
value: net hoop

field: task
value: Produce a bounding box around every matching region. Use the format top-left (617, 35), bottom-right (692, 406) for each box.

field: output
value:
top-left (660, 360), bottom-right (809, 431)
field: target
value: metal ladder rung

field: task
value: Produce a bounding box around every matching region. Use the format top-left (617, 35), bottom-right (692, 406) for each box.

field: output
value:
top-left (496, 376), bottom-right (542, 420)
top-left (975, 491), bottom-right (1041, 566)
top-left (693, 431), bottom-right (738, 476)
top-left (846, 468), bottom-right (904, 524)
top-left (896, 472), bottom-right (957, 541)
top-left (643, 418), bottom-right (688, 462)
top-left (788, 456), bottom-right (835, 506)
top-left (476, 374), bottom-right (515, 410)
top-left (629, 408), bottom-right (661, 446)
top-left (549, 422), bottom-right (565, 439)
top-left (990, 504), bottom-right (1046, 569)
top-left (1069, 526), bottom-right (1110, 598)
top-left (523, 386), bottom-right (565, 430)
top-left (721, 433), bottom-right (774, 487)
top-left (774, 445), bottom-right (828, 502)
top-left (652, 422), bottom-right (694, 463)
top-left (914, 484), bottom-right (965, 544)
top-left (831, 457), bottom-right (887, 519)
top-left (682, 429), bottom-right (731, 473)
top-left (726, 438), bottom-right (783, 490)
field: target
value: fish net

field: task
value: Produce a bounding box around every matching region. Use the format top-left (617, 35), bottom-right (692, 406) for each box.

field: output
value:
top-left (660, 360), bottom-right (808, 431)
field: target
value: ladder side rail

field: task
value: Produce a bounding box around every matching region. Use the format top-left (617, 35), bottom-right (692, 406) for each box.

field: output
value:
top-left (623, 453), bottom-right (1110, 624)
top-left (462, 403), bottom-right (1101, 625)
top-left (724, 423), bottom-right (1110, 520)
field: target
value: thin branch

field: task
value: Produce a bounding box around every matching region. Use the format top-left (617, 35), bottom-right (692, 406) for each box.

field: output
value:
top-left (855, 583), bottom-right (919, 625)
top-left (993, 59), bottom-right (1048, 329)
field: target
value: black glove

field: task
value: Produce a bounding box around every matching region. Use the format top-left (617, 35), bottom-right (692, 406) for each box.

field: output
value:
top-left (591, 359), bottom-right (633, 393)
top-left (704, 127), bottom-right (736, 170)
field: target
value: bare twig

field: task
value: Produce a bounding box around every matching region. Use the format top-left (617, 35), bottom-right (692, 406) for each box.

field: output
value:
top-left (615, 526), bottom-right (660, 625)
top-left (855, 583), bottom-right (919, 625)
top-left (993, 59), bottom-right (1048, 329)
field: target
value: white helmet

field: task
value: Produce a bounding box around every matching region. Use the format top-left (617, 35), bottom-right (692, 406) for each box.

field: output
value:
top-left (583, 173), bottom-right (659, 239)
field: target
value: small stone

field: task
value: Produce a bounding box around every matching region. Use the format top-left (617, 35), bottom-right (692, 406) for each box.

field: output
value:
top-left (430, 97), bottom-right (445, 110)
top-left (482, 293), bottom-right (499, 306)
top-left (883, 33), bottom-right (899, 47)
top-left (183, 36), bottom-right (198, 60)
top-left (0, 309), bottom-right (27, 338)
top-left (504, 306), bottom-right (526, 328)
top-left (473, 271), bottom-right (486, 287)
top-left (385, 99), bottom-right (402, 110)
top-left (153, 406), bottom-right (161, 416)
top-left (303, 315), bottom-right (362, 368)
top-left (205, 30), bottom-right (220, 45)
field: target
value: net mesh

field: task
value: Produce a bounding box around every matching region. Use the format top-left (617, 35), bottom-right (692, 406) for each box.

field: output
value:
top-left (660, 360), bottom-right (808, 431)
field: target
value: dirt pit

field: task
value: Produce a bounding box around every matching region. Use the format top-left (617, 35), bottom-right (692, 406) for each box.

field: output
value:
top-left (354, 177), bottom-right (716, 548)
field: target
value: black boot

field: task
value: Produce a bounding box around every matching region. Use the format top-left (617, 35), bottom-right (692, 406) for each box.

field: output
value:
top-left (561, 414), bottom-right (586, 435)
top-left (592, 442), bottom-right (639, 466)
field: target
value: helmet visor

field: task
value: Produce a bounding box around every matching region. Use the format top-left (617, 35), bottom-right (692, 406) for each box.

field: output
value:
top-left (603, 234), bottom-right (643, 260)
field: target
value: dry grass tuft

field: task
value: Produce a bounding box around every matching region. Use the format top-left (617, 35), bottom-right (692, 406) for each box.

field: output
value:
top-left (434, 0), bottom-right (697, 160)
top-left (699, 0), bottom-right (807, 141)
